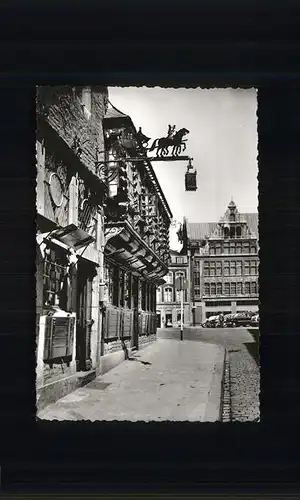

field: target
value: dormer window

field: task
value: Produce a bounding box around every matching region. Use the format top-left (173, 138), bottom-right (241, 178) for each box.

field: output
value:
top-left (236, 226), bottom-right (242, 238)
top-left (229, 213), bottom-right (235, 222)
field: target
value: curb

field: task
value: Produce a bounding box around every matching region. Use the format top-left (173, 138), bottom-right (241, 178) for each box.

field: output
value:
top-left (220, 349), bottom-right (232, 422)
top-left (204, 346), bottom-right (226, 422)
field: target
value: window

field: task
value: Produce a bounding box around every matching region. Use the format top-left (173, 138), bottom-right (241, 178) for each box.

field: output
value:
top-left (176, 290), bottom-right (181, 302)
top-left (251, 282), bottom-right (257, 294)
top-left (250, 260), bottom-right (258, 275)
top-left (230, 261), bottom-right (236, 276)
top-left (43, 246), bottom-right (68, 309)
top-left (229, 242), bottom-right (235, 254)
top-left (230, 213), bottom-right (235, 222)
top-left (194, 286), bottom-right (201, 297)
top-left (236, 226), bottom-right (242, 238)
top-left (204, 262), bottom-right (209, 277)
top-left (224, 282), bottom-right (230, 295)
top-left (194, 259), bottom-right (201, 270)
top-left (81, 87), bottom-right (92, 118)
top-left (209, 245), bottom-right (216, 255)
top-left (224, 261), bottom-right (229, 276)
top-left (216, 261), bottom-right (222, 276)
top-left (210, 261), bottom-right (216, 276)
top-left (236, 261), bottom-right (242, 275)
top-left (164, 287), bottom-right (173, 303)
top-left (194, 272), bottom-right (200, 286)
top-left (245, 282), bottom-right (250, 294)
top-left (156, 287), bottom-right (162, 303)
top-left (224, 227), bottom-right (229, 238)
top-left (236, 242), bottom-right (242, 254)
top-left (204, 283), bottom-right (210, 295)
top-left (237, 282), bottom-right (242, 294)
top-left (119, 270), bottom-right (125, 307)
top-left (217, 282), bottom-right (222, 295)
top-left (141, 281), bottom-right (147, 310)
top-left (165, 272), bottom-right (173, 284)
top-left (230, 226), bottom-right (235, 238)
top-left (211, 283), bottom-right (216, 295)
top-left (244, 261), bottom-right (250, 275)
top-left (112, 266), bottom-right (119, 306)
top-left (231, 282), bottom-right (237, 295)
top-left (243, 242), bottom-right (250, 254)
top-left (223, 243), bottom-right (229, 254)
top-left (250, 244), bottom-right (257, 254)
top-left (216, 244), bottom-right (221, 255)
top-left (176, 257), bottom-right (184, 264)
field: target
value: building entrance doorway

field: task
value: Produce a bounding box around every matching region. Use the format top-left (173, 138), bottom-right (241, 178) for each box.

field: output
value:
top-left (165, 313), bottom-right (172, 328)
top-left (76, 260), bottom-right (94, 372)
top-left (156, 312), bottom-right (161, 328)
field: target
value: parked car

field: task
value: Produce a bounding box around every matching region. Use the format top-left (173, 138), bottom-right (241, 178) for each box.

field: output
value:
top-left (250, 314), bottom-right (259, 327)
top-left (231, 312), bottom-right (253, 327)
top-left (202, 315), bottom-right (218, 328)
top-left (224, 314), bottom-right (235, 327)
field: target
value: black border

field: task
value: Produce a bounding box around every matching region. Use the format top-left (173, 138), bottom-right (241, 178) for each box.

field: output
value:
top-left (2, 0), bottom-right (300, 495)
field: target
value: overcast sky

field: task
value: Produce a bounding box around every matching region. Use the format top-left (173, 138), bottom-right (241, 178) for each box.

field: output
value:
top-left (108, 87), bottom-right (258, 250)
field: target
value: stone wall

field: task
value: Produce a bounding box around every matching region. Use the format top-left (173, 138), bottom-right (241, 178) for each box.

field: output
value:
top-left (37, 86), bottom-right (108, 176)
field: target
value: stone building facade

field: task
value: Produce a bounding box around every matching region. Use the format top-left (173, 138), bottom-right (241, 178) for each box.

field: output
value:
top-left (156, 250), bottom-right (190, 328)
top-left (178, 200), bottom-right (259, 325)
top-left (36, 88), bottom-right (172, 411)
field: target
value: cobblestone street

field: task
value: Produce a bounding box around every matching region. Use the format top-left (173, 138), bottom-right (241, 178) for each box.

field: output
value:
top-left (38, 338), bottom-right (225, 422)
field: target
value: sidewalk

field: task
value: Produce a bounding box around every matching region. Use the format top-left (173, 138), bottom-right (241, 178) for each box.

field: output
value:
top-left (37, 338), bottom-right (225, 422)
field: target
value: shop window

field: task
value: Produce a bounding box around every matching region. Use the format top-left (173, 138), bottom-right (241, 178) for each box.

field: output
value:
top-left (217, 282), bottom-right (222, 295)
top-left (164, 287), bottom-right (173, 303)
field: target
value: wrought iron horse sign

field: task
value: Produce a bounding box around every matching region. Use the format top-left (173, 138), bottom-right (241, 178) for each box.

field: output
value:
top-left (147, 125), bottom-right (190, 157)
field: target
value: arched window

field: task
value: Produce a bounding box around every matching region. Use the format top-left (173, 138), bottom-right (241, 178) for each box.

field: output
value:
top-left (236, 226), bottom-right (242, 238)
top-left (230, 226), bottom-right (235, 238)
top-left (164, 287), bottom-right (173, 303)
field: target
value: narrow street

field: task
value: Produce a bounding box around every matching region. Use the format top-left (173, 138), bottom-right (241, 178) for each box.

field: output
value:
top-left (38, 336), bottom-right (225, 422)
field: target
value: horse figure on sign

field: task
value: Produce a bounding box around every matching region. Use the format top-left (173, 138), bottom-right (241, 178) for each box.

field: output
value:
top-left (148, 126), bottom-right (189, 157)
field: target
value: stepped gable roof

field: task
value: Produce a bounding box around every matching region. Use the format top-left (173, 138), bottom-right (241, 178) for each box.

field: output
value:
top-left (186, 213), bottom-right (258, 241)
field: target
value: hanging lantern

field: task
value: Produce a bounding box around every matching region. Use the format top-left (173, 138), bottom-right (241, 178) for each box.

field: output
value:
top-left (185, 158), bottom-right (197, 191)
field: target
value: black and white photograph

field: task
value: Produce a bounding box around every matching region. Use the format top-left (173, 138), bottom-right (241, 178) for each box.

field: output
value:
top-left (36, 86), bottom-right (259, 422)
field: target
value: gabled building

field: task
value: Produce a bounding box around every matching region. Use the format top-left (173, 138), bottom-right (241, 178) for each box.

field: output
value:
top-left (178, 200), bottom-right (259, 324)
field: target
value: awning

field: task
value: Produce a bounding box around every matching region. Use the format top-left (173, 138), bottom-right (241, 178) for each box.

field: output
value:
top-left (37, 223), bottom-right (95, 256)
